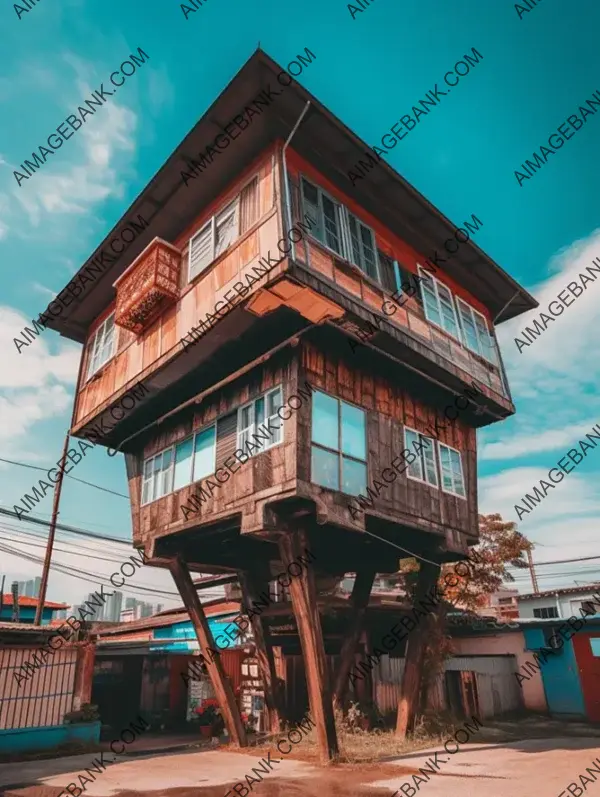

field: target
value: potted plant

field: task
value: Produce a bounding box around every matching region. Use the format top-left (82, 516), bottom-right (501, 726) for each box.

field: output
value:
top-left (194, 700), bottom-right (221, 738)
top-left (241, 713), bottom-right (258, 734)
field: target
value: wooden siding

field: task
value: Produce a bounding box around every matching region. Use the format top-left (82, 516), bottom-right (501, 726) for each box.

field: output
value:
top-left (130, 341), bottom-right (476, 558)
top-left (74, 147), bottom-right (283, 428)
top-left (129, 352), bottom-right (300, 551)
top-left (297, 340), bottom-right (477, 552)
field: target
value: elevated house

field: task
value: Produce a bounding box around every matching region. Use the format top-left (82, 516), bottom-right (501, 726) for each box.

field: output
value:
top-left (43, 49), bottom-right (536, 761)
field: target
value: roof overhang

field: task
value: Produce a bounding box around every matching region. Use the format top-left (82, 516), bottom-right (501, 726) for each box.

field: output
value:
top-left (43, 49), bottom-right (537, 344)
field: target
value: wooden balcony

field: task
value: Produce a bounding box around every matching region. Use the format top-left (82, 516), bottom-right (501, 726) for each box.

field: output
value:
top-left (114, 238), bottom-right (181, 334)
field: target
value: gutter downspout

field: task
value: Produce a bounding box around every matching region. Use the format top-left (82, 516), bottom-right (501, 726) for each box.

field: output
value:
top-left (282, 101), bottom-right (311, 260)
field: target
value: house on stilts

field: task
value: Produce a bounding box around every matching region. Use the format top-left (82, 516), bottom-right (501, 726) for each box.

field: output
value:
top-left (43, 48), bottom-right (537, 762)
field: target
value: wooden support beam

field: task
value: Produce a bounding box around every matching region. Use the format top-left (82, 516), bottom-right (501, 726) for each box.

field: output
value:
top-left (238, 569), bottom-right (282, 734)
top-left (169, 556), bottom-right (247, 748)
top-left (278, 529), bottom-right (339, 763)
top-left (332, 568), bottom-right (376, 709)
top-left (396, 561), bottom-right (439, 739)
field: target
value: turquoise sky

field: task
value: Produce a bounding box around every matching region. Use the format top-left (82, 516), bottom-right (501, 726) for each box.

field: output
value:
top-left (1, 0), bottom-right (599, 605)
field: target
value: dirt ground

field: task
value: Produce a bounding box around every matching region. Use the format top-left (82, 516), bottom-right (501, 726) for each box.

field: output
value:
top-left (3, 735), bottom-right (600, 797)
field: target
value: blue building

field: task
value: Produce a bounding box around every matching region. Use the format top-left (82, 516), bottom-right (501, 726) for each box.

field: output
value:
top-left (520, 615), bottom-right (600, 722)
top-left (0, 595), bottom-right (68, 625)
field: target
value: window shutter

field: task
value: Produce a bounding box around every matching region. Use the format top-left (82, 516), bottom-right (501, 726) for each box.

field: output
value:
top-left (240, 177), bottom-right (259, 233)
top-left (216, 411), bottom-right (238, 469)
top-left (377, 250), bottom-right (396, 293)
top-left (189, 222), bottom-right (213, 280)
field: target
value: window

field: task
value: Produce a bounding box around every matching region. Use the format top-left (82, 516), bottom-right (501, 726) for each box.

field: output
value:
top-left (142, 448), bottom-right (174, 505)
top-left (311, 390), bottom-right (367, 496)
top-left (141, 424), bottom-right (216, 505)
top-left (533, 607), bottom-right (559, 619)
top-left (404, 428), bottom-right (438, 486)
top-left (377, 250), bottom-right (398, 293)
top-left (418, 267), bottom-right (461, 341)
top-left (237, 387), bottom-right (283, 457)
top-left (438, 443), bottom-right (466, 498)
top-left (590, 638), bottom-right (600, 657)
top-left (301, 178), bottom-right (344, 256)
top-left (86, 313), bottom-right (116, 379)
top-left (456, 298), bottom-right (498, 365)
top-left (188, 177), bottom-right (259, 282)
top-left (347, 212), bottom-right (379, 281)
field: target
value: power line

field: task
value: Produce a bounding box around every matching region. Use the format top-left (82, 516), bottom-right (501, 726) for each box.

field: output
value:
top-left (0, 456), bottom-right (129, 500)
top-left (0, 506), bottom-right (132, 545)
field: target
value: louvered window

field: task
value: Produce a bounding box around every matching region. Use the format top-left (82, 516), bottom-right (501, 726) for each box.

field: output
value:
top-left (188, 176), bottom-right (259, 282)
top-left (347, 212), bottom-right (379, 281)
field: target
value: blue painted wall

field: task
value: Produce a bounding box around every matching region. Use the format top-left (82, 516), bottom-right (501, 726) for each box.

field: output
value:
top-left (0, 605), bottom-right (60, 625)
top-left (151, 613), bottom-right (244, 653)
top-left (523, 625), bottom-right (585, 718)
top-left (0, 721), bottom-right (100, 754)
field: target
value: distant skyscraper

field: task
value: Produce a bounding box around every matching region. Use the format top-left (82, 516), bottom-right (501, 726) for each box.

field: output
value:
top-left (104, 591), bottom-right (123, 622)
top-left (17, 577), bottom-right (41, 598)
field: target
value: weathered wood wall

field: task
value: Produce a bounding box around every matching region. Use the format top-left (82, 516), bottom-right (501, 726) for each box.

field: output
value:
top-left (75, 145), bottom-right (282, 427)
top-left (127, 338), bottom-right (476, 559)
top-left (128, 349), bottom-right (300, 551)
top-left (296, 340), bottom-right (477, 552)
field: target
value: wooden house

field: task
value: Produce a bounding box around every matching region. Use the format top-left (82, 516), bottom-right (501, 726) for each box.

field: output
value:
top-left (44, 49), bottom-right (537, 761)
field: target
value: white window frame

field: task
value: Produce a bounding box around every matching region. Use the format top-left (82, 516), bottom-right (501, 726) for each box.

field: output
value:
top-left (237, 386), bottom-right (284, 458)
top-left (456, 297), bottom-right (499, 365)
top-left (187, 174), bottom-right (260, 284)
top-left (141, 423), bottom-right (216, 506)
top-left (404, 426), bottom-right (438, 487)
top-left (86, 313), bottom-right (116, 380)
top-left (417, 266), bottom-right (462, 343)
top-left (437, 442), bottom-right (466, 499)
top-left (141, 447), bottom-right (174, 506)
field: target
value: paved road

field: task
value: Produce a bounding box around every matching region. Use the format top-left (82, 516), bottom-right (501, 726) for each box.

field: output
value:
top-left (2, 737), bottom-right (600, 797)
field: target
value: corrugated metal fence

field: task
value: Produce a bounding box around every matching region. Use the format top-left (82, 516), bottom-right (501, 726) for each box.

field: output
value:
top-left (0, 646), bottom-right (77, 730)
top-left (373, 654), bottom-right (522, 718)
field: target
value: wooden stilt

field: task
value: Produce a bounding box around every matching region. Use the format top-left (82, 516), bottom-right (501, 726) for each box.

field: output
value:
top-left (238, 569), bottom-right (282, 733)
top-left (169, 556), bottom-right (247, 747)
top-left (278, 529), bottom-right (339, 763)
top-left (332, 567), bottom-right (376, 709)
top-left (396, 561), bottom-right (439, 739)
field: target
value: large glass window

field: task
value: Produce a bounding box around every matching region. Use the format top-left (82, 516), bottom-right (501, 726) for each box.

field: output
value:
top-left (237, 387), bottom-right (283, 457)
top-left (311, 390), bottom-right (367, 496)
top-left (86, 313), bottom-right (116, 379)
top-left (142, 424), bottom-right (216, 505)
top-left (404, 428), bottom-right (438, 486)
top-left (438, 443), bottom-right (466, 497)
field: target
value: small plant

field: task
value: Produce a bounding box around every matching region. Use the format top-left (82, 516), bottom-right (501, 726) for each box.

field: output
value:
top-left (63, 703), bottom-right (100, 724)
top-left (194, 699), bottom-right (221, 728)
top-left (241, 712), bottom-right (258, 733)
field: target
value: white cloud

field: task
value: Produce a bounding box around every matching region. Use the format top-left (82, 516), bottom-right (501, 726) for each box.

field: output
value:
top-left (2, 306), bottom-right (80, 389)
top-left (480, 419), bottom-right (600, 460)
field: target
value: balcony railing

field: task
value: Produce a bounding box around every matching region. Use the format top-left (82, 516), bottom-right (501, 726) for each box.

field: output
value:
top-left (114, 238), bottom-right (181, 334)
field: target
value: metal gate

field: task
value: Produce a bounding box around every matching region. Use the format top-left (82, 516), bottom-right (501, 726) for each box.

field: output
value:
top-left (0, 646), bottom-right (77, 729)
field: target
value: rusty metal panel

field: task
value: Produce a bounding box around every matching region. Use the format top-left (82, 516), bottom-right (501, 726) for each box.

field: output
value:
top-left (0, 646), bottom-right (77, 729)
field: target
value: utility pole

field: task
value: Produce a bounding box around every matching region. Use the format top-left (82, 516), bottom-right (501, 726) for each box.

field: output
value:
top-left (0, 574), bottom-right (5, 620)
top-left (35, 433), bottom-right (70, 625)
top-left (526, 547), bottom-right (539, 595)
